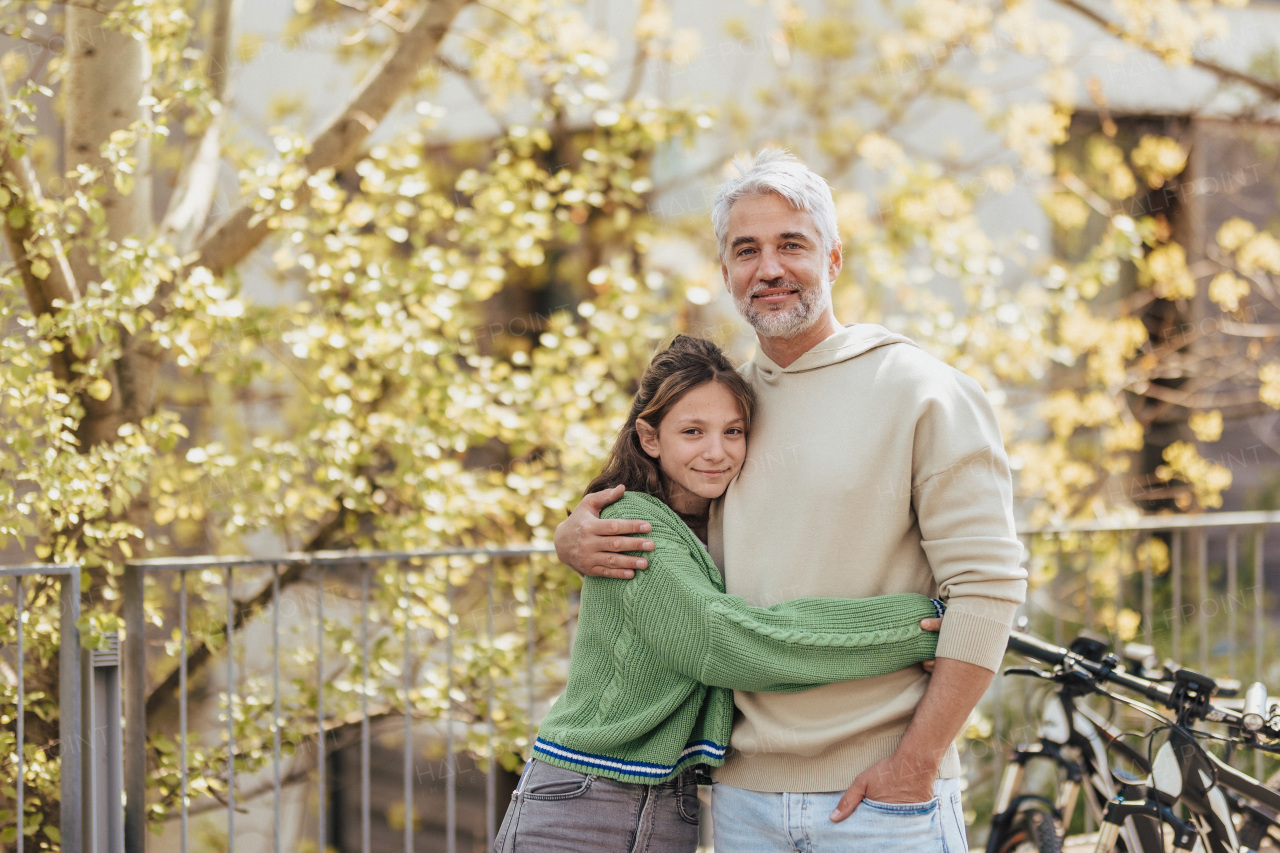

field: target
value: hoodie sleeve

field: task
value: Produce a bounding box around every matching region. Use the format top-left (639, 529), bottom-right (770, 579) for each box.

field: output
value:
top-left (911, 369), bottom-right (1027, 672)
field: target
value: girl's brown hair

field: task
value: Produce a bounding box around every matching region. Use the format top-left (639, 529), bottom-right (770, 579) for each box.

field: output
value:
top-left (585, 335), bottom-right (755, 502)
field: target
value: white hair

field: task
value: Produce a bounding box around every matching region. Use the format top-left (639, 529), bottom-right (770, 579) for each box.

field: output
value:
top-left (710, 148), bottom-right (839, 260)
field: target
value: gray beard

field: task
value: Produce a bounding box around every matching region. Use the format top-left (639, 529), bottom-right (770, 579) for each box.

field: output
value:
top-left (734, 280), bottom-right (833, 339)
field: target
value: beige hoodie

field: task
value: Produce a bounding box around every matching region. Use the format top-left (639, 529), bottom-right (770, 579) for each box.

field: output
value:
top-left (709, 323), bottom-right (1026, 792)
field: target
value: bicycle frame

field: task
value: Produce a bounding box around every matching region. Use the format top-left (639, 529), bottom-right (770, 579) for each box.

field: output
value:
top-left (989, 679), bottom-right (1163, 852)
top-left (1001, 630), bottom-right (1280, 853)
top-left (1092, 702), bottom-right (1280, 852)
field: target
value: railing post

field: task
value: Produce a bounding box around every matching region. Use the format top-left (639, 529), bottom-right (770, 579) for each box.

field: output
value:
top-left (84, 632), bottom-right (125, 853)
top-left (122, 563), bottom-right (146, 853)
top-left (59, 568), bottom-right (83, 853)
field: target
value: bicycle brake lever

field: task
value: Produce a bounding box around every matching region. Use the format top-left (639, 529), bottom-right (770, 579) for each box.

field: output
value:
top-left (1004, 666), bottom-right (1053, 679)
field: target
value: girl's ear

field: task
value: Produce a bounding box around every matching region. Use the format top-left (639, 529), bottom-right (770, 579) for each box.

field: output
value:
top-left (636, 419), bottom-right (661, 459)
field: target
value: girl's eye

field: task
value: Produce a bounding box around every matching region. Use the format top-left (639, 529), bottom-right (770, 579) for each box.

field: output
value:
top-left (726, 428), bottom-right (744, 436)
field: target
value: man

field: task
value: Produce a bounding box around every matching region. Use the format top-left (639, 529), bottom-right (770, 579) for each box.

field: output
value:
top-left (555, 148), bottom-right (1026, 851)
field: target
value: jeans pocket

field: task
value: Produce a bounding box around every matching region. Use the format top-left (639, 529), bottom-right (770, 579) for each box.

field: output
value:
top-left (520, 761), bottom-right (596, 801)
top-left (675, 773), bottom-right (700, 825)
top-left (860, 796), bottom-right (940, 816)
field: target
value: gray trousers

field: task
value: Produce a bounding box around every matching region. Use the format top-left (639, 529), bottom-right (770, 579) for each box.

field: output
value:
top-left (494, 759), bottom-right (700, 853)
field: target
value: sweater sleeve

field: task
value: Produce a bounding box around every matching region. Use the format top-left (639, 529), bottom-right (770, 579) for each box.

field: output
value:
top-left (614, 512), bottom-right (942, 693)
top-left (911, 370), bottom-right (1028, 672)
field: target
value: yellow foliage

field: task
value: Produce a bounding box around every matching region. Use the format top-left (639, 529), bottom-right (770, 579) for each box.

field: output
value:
top-left (1004, 103), bottom-right (1071, 175)
top-left (1039, 67), bottom-right (1077, 106)
top-left (1188, 410), bottom-right (1222, 442)
top-left (1157, 441), bottom-right (1232, 509)
top-left (1129, 135), bottom-right (1187, 188)
top-left (1217, 217), bottom-right (1256, 252)
top-left (1086, 137), bottom-right (1138, 199)
top-left (1141, 243), bottom-right (1196, 300)
top-left (1136, 537), bottom-right (1171, 575)
top-left (1045, 192), bottom-right (1091, 231)
top-left (1208, 272), bottom-right (1249, 313)
top-left (1260, 363), bottom-right (1280, 409)
top-left (1236, 232), bottom-right (1280, 275)
top-left (856, 134), bottom-right (906, 170)
top-left (1116, 608), bottom-right (1141, 642)
top-left (1103, 420), bottom-right (1144, 453)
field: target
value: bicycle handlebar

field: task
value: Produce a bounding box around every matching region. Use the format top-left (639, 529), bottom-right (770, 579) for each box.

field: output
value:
top-left (1005, 630), bottom-right (1273, 737)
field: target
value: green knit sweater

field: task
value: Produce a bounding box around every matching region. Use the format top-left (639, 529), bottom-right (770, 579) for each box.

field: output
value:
top-left (533, 491), bottom-right (943, 784)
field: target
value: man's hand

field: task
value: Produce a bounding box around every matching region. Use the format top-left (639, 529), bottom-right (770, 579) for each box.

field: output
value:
top-left (830, 617), bottom-right (945, 815)
top-left (830, 656), bottom-right (993, 822)
top-left (553, 485), bottom-right (655, 579)
top-left (830, 752), bottom-right (938, 822)
top-left (919, 616), bottom-right (941, 673)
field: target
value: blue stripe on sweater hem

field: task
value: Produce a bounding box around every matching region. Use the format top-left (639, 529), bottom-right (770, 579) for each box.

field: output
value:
top-left (533, 737), bottom-right (726, 777)
top-left (930, 597), bottom-right (946, 619)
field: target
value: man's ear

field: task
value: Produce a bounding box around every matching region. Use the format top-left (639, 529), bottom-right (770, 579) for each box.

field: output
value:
top-left (828, 239), bottom-right (843, 282)
top-left (636, 419), bottom-right (661, 458)
top-left (721, 260), bottom-right (730, 291)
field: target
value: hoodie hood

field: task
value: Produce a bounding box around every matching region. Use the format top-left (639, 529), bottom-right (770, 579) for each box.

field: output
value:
top-left (750, 324), bottom-right (916, 380)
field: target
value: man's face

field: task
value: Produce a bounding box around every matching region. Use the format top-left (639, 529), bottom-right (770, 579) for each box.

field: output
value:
top-left (720, 193), bottom-right (841, 340)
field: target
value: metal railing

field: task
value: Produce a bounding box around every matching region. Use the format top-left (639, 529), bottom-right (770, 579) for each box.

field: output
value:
top-left (1019, 510), bottom-right (1275, 678)
top-left (4, 512), bottom-right (1279, 852)
top-left (120, 546), bottom-right (562, 853)
top-left (1, 563), bottom-right (83, 853)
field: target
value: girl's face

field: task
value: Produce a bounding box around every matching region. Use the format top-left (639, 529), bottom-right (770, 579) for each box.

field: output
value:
top-left (637, 381), bottom-right (748, 514)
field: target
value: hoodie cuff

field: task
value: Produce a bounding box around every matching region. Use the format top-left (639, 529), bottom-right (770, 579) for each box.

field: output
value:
top-left (934, 596), bottom-right (1019, 672)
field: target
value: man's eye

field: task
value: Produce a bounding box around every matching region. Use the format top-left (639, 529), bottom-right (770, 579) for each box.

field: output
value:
top-left (737, 247), bottom-right (755, 257)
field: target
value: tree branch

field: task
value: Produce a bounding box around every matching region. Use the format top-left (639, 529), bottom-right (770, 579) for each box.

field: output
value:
top-left (0, 76), bottom-right (125, 438)
top-left (158, 0), bottom-right (241, 251)
top-left (191, 0), bottom-right (475, 277)
top-left (0, 93), bottom-right (80, 323)
top-left (1218, 319), bottom-right (1280, 338)
top-left (1053, 0), bottom-right (1280, 103)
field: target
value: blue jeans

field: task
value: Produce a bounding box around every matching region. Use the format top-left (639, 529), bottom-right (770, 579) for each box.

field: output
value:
top-left (711, 777), bottom-right (967, 853)
top-left (494, 759), bottom-right (700, 852)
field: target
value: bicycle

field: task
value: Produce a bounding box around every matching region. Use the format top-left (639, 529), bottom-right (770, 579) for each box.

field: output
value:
top-left (987, 633), bottom-right (1165, 853)
top-left (995, 629), bottom-right (1280, 853)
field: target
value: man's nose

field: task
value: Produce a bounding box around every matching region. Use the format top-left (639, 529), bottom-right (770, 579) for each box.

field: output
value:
top-left (757, 247), bottom-right (784, 279)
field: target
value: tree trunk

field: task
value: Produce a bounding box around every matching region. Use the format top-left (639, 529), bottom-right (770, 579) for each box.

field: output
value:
top-left (65, 1), bottom-right (156, 443)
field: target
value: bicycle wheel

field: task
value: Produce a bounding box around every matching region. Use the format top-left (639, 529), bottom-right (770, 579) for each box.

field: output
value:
top-left (989, 804), bottom-right (1064, 853)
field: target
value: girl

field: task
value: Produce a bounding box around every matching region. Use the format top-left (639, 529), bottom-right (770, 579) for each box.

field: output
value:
top-left (494, 335), bottom-right (944, 852)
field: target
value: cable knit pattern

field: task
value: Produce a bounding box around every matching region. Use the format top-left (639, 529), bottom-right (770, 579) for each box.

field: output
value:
top-left (708, 604), bottom-right (929, 646)
top-left (533, 491), bottom-right (942, 784)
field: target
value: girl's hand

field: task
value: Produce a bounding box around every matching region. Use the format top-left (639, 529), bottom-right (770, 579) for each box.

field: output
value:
top-left (919, 616), bottom-right (943, 673)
